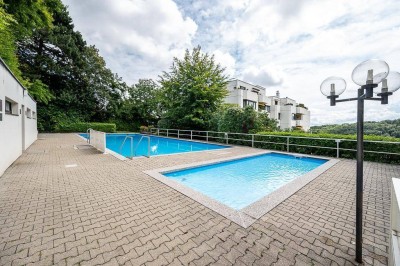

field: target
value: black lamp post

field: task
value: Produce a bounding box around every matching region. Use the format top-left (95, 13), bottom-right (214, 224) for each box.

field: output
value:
top-left (320, 59), bottom-right (400, 264)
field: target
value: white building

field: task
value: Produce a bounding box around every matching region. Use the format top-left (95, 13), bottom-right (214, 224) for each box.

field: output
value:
top-left (224, 79), bottom-right (311, 131)
top-left (0, 58), bottom-right (37, 176)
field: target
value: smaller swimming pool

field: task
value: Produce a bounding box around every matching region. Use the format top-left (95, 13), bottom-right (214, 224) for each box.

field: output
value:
top-left (79, 133), bottom-right (228, 157)
top-left (164, 153), bottom-right (327, 210)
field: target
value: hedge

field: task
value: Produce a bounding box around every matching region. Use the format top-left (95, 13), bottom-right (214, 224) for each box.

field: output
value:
top-left (158, 129), bottom-right (400, 164)
top-left (253, 131), bottom-right (400, 164)
top-left (55, 122), bottom-right (116, 133)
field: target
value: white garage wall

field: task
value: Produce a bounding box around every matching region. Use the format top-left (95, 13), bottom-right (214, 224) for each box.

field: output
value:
top-left (0, 58), bottom-right (37, 176)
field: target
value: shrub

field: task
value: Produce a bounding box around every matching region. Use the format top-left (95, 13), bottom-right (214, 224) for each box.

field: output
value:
top-left (55, 122), bottom-right (116, 133)
top-left (140, 125), bottom-right (148, 132)
top-left (210, 105), bottom-right (278, 133)
top-left (256, 131), bottom-right (400, 164)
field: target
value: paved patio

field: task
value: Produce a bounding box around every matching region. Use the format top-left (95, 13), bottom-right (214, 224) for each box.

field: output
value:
top-left (0, 134), bottom-right (398, 265)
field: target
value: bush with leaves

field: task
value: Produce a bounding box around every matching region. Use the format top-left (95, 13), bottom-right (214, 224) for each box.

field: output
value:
top-left (159, 46), bottom-right (228, 130)
top-left (210, 105), bottom-right (278, 133)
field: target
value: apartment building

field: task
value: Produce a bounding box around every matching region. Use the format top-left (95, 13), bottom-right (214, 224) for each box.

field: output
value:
top-left (0, 58), bottom-right (37, 176)
top-left (224, 79), bottom-right (311, 131)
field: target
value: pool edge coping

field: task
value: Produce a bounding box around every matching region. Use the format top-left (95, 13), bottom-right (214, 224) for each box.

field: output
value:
top-left (144, 151), bottom-right (339, 228)
top-left (76, 133), bottom-right (232, 160)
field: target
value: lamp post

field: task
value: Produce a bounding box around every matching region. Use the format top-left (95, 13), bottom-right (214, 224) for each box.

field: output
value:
top-left (320, 59), bottom-right (400, 264)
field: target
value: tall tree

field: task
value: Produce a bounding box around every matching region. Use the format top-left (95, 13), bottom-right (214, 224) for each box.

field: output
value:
top-left (3, 0), bottom-right (55, 103)
top-left (11, 1), bottom-right (127, 131)
top-left (159, 46), bottom-right (229, 130)
top-left (120, 79), bottom-right (161, 127)
top-left (0, 0), bottom-right (20, 79)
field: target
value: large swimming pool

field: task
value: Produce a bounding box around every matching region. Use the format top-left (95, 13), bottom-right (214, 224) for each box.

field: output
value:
top-left (164, 153), bottom-right (327, 210)
top-left (79, 133), bottom-right (228, 157)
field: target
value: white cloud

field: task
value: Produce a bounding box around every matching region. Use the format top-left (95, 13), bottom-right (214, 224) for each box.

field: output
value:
top-left (63, 0), bottom-right (400, 125)
top-left (242, 66), bottom-right (284, 87)
top-left (212, 50), bottom-right (236, 77)
top-left (62, 0), bottom-right (197, 83)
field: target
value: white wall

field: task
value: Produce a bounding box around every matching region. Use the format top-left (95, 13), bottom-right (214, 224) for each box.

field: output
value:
top-left (224, 79), bottom-right (311, 131)
top-left (0, 59), bottom-right (37, 176)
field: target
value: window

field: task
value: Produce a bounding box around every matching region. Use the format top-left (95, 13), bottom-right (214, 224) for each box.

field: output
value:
top-left (266, 105), bottom-right (271, 112)
top-left (26, 108), bottom-right (32, 119)
top-left (275, 100), bottom-right (278, 105)
top-left (294, 113), bottom-right (302, 120)
top-left (5, 100), bottom-right (12, 114)
top-left (243, 100), bottom-right (257, 110)
top-left (32, 111), bottom-right (36, 119)
top-left (278, 113), bottom-right (281, 119)
top-left (239, 86), bottom-right (246, 90)
top-left (4, 98), bottom-right (18, 115)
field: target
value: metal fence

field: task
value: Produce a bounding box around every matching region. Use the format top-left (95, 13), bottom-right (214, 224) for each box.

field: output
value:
top-left (150, 128), bottom-right (400, 163)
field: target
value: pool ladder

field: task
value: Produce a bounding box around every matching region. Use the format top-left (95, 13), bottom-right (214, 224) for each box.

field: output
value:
top-left (119, 136), bottom-right (134, 158)
top-left (86, 128), bottom-right (92, 143)
top-left (135, 135), bottom-right (151, 158)
top-left (119, 135), bottom-right (151, 159)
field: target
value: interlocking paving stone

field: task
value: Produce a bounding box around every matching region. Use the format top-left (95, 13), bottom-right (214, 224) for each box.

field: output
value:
top-left (0, 133), bottom-right (399, 265)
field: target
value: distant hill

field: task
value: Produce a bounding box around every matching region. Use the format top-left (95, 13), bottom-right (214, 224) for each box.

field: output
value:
top-left (311, 119), bottom-right (400, 138)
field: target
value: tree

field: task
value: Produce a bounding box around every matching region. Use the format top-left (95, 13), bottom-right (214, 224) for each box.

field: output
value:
top-left (0, 0), bottom-right (21, 79)
top-left (159, 46), bottom-right (229, 130)
top-left (3, 0), bottom-right (55, 103)
top-left (12, 1), bottom-right (127, 131)
top-left (119, 79), bottom-right (161, 127)
top-left (210, 105), bottom-right (278, 133)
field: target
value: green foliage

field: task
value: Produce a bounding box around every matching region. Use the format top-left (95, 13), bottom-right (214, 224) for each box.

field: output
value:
top-left (159, 46), bottom-right (229, 130)
top-left (55, 122), bottom-right (116, 133)
top-left (4, 0), bottom-right (53, 38)
top-left (210, 105), bottom-right (278, 133)
top-left (119, 79), bottom-right (161, 127)
top-left (311, 119), bottom-right (400, 138)
top-left (8, 1), bottom-right (127, 131)
top-left (255, 131), bottom-right (400, 164)
top-left (26, 79), bottom-right (53, 104)
top-left (0, 0), bottom-right (21, 79)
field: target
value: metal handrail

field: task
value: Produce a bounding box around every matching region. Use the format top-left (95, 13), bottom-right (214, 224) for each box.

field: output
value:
top-left (86, 128), bottom-right (92, 143)
top-left (134, 135), bottom-right (151, 158)
top-left (119, 136), bottom-right (134, 159)
top-left (150, 127), bottom-right (400, 159)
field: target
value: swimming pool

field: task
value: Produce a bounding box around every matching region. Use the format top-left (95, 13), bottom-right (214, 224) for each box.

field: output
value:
top-left (79, 133), bottom-right (228, 157)
top-left (164, 153), bottom-right (327, 210)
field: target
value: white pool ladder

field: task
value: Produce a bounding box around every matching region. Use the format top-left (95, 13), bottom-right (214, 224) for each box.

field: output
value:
top-left (86, 128), bottom-right (92, 143)
top-left (119, 136), bottom-right (134, 159)
top-left (134, 135), bottom-right (151, 158)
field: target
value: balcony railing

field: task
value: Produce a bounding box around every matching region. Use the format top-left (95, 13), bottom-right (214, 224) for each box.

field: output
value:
top-left (150, 128), bottom-right (400, 164)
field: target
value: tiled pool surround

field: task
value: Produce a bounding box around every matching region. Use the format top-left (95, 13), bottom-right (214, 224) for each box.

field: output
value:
top-left (145, 151), bottom-right (339, 228)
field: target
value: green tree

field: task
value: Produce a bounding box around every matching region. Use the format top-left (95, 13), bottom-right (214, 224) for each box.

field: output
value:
top-left (120, 79), bottom-right (161, 127)
top-left (2, 0), bottom-right (55, 103)
top-left (0, 0), bottom-right (21, 78)
top-left (159, 46), bottom-right (229, 130)
top-left (210, 105), bottom-right (278, 133)
top-left (1, 0), bottom-right (130, 131)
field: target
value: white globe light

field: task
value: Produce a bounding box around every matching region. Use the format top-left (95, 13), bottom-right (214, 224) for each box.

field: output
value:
top-left (320, 76), bottom-right (346, 96)
top-left (351, 59), bottom-right (389, 86)
top-left (376, 71), bottom-right (400, 93)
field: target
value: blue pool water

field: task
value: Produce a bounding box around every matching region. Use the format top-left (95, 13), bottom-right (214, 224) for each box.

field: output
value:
top-left (79, 133), bottom-right (227, 157)
top-left (164, 153), bottom-right (327, 210)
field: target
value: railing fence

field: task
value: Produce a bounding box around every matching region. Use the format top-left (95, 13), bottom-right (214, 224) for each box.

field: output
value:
top-left (150, 128), bottom-right (400, 164)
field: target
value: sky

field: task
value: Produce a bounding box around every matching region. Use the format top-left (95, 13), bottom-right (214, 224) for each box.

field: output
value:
top-left (61, 0), bottom-right (400, 126)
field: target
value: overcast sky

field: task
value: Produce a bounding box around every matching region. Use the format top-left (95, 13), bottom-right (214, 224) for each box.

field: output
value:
top-left (62, 0), bottom-right (400, 125)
